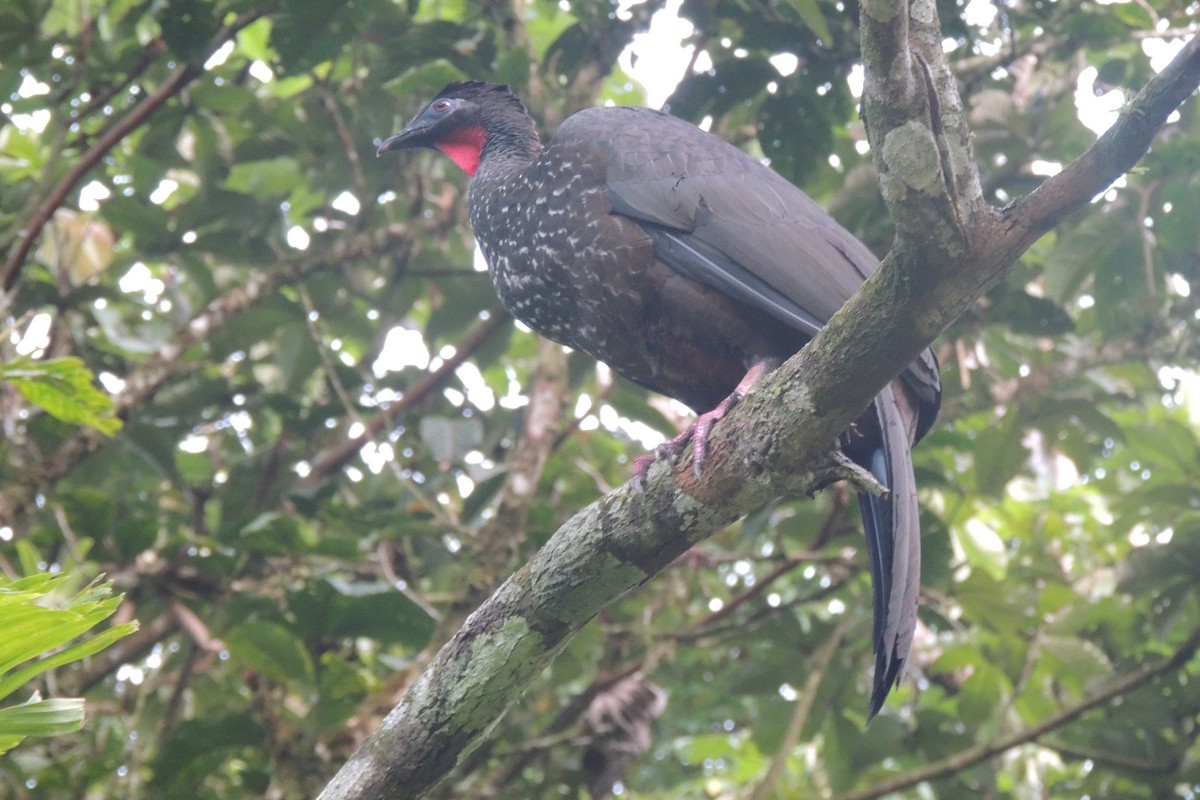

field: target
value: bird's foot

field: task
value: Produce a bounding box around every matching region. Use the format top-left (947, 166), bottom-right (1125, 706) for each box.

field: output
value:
top-left (631, 360), bottom-right (775, 490)
top-left (630, 382), bottom-right (753, 488)
top-left (631, 426), bottom-right (697, 489)
top-left (688, 393), bottom-right (742, 478)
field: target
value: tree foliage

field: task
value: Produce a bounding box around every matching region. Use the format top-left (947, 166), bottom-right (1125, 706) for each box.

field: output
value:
top-left (1, 0), bottom-right (1199, 799)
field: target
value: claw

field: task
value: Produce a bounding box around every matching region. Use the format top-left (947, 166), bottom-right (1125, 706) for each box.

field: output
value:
top-left (631, 426), bottom-right (696, 490)
top-left (630, 358), bottom-right (775, 487)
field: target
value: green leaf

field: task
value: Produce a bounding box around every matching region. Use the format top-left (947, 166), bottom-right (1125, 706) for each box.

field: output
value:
top-left (0, 622), bottom-right (138, 703)
top-left (224, 620), bottom-right (316, 688)
top-left (99, 194), bottom-right (172, 245)
top-left (972, 412), bottom-right (1024, 496)
top-left (0, 579), bottom-right (124, 680)
top-left (783, 0), bottom-right (832, 44)
top-left (313, 653), bottom-right (369, 733)
top-left (1110, 2), bottom-right (1154, 29)
top-left (1039, 635), bottom-right (1112, 693)
top-left (158, 0), bottom-right (219, 62)
top-left (287, 578), bottom-right (435, 650)
top-left (0, 574), bottom-right (135, 755)
top-left (0, 698), bottom-right (84, 743)
top-left (3, 356), bottom-right (121, 435)
top-left (224, 156), bottom-right (304, 199)
top-left (955, 518), bottom-right (1009, 581)
top-left (149, 714), bottom-right (268, 794)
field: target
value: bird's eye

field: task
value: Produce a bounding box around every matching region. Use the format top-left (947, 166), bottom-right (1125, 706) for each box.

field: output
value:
top-left (432, 99), bottom-right (452, 112)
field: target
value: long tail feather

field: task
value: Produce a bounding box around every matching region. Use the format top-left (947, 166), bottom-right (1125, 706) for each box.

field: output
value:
top-left (858, 382), bottom-right (922, 719)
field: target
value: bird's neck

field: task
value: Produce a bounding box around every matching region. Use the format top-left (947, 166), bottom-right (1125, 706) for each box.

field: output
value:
top-left (475, 118), bottom-right (542, 181)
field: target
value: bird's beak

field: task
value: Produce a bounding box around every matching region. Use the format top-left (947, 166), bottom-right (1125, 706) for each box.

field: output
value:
top-left (376, 124), bottom-right (433, 156)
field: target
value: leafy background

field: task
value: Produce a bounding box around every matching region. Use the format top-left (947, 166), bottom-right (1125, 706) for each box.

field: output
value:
top-left (2, 0), bottom-right (1199, 798)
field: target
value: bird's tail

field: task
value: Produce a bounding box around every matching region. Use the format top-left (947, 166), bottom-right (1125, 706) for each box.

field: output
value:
top-left (855, 381), bottom-right (922, 719)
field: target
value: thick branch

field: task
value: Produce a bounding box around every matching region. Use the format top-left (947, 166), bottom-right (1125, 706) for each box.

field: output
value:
top-left (1006, 36), bottom-right (1200, 250)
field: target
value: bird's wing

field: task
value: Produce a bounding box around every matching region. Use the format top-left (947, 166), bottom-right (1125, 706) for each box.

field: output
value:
top-left (560, 106), bottom-right (942, 425)
top-left (560, 107), bottom-right (877, 333)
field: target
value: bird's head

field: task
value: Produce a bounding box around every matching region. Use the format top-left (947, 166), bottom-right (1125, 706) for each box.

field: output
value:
top-left (377, 81), bottom-right (534, 176)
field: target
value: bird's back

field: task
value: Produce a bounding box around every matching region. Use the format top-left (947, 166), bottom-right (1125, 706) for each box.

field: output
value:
top-left (554, 107), bottom-right (880, 324)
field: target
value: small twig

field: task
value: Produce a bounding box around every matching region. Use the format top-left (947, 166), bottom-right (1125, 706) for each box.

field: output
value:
top-left (1135, 180), bottom-right (1160, 299)
top-left (302, 313), bottom-right (508, 486)
top-left (830, 624), bottom-right (1200, 800)
top-left (484, 659), bottom-right (648, 793)
top-left (158, 639), bottom-right (199, 739)
top-left (399, 268), bottom-right (488, 278)
top-left (0, 10), bottom-right (265, 293)
top-left (76, 610), bottom-right (178, 693)
top-left (70, 38), bottom-right (166, 124)
top-left (1132, 27), bottom-right (1198, 39)
top-left (1041, 736), bottom-right (1183, 774)
top-left (297, 285), bottom-right (461, 531)
top-left (171, 600), bottom-right (224, 652)
top-left (680, 490), bottom-right (853, 634)
top-left (749, 620), bottom-right (849, 800)
top-left (487, 729), bottom-right (580, 758)
top-left (320, 87), bottom-right (370, 202)
top-left (829, 450), bottom-right (888, 498)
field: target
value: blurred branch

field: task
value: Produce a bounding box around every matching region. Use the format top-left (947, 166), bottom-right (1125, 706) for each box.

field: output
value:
top-left (0, 10), bottom-right (267, 295)
top-left (74, 609), bottom-right (178, 694)
top-left (1041, 737), bottom-right (1185, 774)
top-left (1133, 27), bottom-right (1198, 39)
top-left (750, 620), bottom-right (848, 800)
top-left (680, 489), bottom-right (850, 635)
top-left (320, 86), bottom-right (370, 202)
top-left (453, 338), bottom-right (569, 615)
top-left (951, 34), bottom-right (1070, 85)
top-left (1007, 37), bottom-right (1200, 252)
top-left (298, 286), bottom-right (464, 533)
top-left (397, 268), bottom-right (488, 278)
top-left (69, 38), bottom-right (167, 125)
top-left (478, 659), bottom-right (647, 796)
top-left (829, 624), bottom-right (1200, 800)
top-left (302, 312), bottom-right (508, 486)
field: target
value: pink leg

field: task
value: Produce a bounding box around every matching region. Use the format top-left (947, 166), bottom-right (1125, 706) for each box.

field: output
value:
top-left (632, 359), bottom-right (774, 487)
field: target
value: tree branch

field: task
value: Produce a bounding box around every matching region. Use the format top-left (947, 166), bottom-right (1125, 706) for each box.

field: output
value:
top-left (1006, 35), bottom-right (1200, 251)
top-left (453, 338), bottom-right (569, 615)
top-left (0, 224), bottom-right (423, 530)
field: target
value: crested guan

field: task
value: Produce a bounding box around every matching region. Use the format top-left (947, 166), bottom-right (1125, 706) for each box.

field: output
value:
top-left (378, 81), bottom-right (941, 718)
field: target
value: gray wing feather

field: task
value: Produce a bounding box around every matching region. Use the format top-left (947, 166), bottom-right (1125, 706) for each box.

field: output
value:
top-left (558, 107), bottom-right (942, 414)
top-left (560, 107), bottom-right (876, 328)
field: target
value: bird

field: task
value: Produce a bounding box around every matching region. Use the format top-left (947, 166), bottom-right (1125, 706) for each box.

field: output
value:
top-left (378, 81), bottom-right (941, 718)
